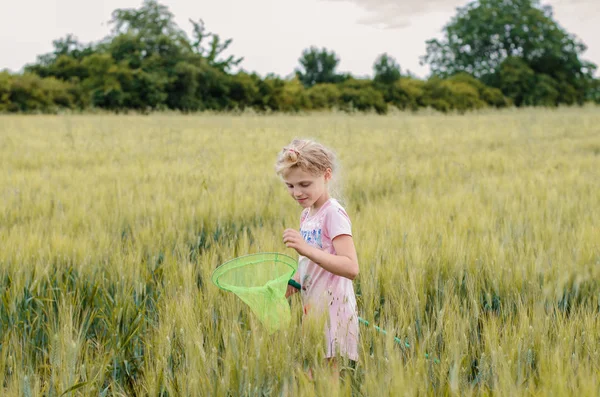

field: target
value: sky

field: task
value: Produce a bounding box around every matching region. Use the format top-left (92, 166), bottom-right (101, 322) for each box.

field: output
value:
top-left (1, 0), bottom-right (598, 79)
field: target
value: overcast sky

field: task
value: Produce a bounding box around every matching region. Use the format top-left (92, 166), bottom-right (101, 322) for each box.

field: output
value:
top-left (1, 0), bottom-right (598, 78)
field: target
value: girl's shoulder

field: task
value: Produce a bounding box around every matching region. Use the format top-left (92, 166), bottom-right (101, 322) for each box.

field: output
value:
top-left (322, 199), bottom-right (353, 239)
top-left (301, 199), bottom-right (349, 226)
top-left (324, 199), bottom-right (352, 223)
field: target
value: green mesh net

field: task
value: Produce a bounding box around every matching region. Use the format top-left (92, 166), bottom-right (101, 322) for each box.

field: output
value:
top-left (211, 252), bottom-right (298, 334)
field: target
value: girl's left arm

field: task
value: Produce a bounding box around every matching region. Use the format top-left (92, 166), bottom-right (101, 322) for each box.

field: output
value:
top-left (283, 229), bottom-right (359, 280)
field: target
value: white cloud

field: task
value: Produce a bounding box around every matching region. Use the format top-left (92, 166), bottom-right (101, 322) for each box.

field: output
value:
top-left (322, 0), bottom-right (596, 30)
top-left (322, 0), bottom-right (466, 29)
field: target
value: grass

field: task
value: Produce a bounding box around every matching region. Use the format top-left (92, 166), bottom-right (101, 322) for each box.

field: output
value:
top-left (0, 107), bottom-right (599, 396)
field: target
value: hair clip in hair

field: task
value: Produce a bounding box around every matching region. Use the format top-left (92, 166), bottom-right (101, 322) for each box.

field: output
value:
top-left (287, 148), bottom-right (299, 156)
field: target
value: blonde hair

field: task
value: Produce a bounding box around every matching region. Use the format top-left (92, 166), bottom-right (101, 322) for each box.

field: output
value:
top-left (275, 139), bottom-right (337, 177)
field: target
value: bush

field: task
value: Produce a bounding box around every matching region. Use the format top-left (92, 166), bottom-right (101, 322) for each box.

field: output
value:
top-left (168, 62), bottom-right (202, 111)
top-left (338, 79), bottom-right (387, 114)
top-left (306, 83), bottom-right (341, 110)
top-left (0, 71), bottom-right (11, 112)
top-left (388, 78), bottom-right (425, 111)
top-left (195, 62), bottom-right (231, 111)
top-left (1, 73), bottom-right (75, 113)
top-left (528, 74), bottom-right (560, 107)
top-left (228, 72), bottom-right (260, 110)
top-left (278, 78), bottom-right (309, 112)
top-left (422, 78), bottom-right (486, 113)
top-left (41, 76), bottom-right (76, 109)
top-left (450, 73), bottom-right (509, 108)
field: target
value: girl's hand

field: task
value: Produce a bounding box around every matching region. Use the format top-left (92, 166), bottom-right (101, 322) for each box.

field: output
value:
top-left (283, 229), bottom-right (312, 257)
top-left (285, 284), bottom-right (299, 298)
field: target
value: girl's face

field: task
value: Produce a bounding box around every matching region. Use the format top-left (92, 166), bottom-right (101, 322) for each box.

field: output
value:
top-left (283, 167), bottom-right (332, 209)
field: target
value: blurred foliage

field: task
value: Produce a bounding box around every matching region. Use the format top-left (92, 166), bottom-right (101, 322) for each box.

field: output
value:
top-left (1, 0), bottom-right (598, 114)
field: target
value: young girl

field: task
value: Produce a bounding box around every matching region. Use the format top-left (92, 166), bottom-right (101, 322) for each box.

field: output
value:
top-left (275, 138), bottom-right (359, 367)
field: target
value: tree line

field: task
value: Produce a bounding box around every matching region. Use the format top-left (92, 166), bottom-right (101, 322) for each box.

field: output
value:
top-left (1, 0), bottom-right (598, 114)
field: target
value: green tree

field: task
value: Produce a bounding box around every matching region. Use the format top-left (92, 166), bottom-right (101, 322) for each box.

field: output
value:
top-left (373, 53), bottom-right (401, 86)
top-left (373, 53), bottom-right (404, 106)
top-left (109, 1), bottom-right (243, 70)
top-left (106, 0), bottom-right (242, 110)
top-left (81, 53), bottom-right (131, 109)
top-left (587, 79), bottom-right (600, 104)
top-left (25, 35), bottom-right (93, 80)
top-left (421, 0), bottom-right (596, 105)
top-left (295, 47), bottom-right (346, 88)
top-left (108, 0), bottom-right (189, 53)
top-left (189, 19), bottom-right (243, 72)
top-left (493, 57), bottom-right (535, 106)
top-left (46, 34), bottom-right (94, 60)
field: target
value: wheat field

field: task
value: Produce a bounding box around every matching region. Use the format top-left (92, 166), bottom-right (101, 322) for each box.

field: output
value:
top-left (1, 107), bottom-right (599, 396)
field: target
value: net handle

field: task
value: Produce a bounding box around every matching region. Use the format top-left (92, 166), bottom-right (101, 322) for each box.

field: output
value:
top-left (287, 279), bottom-right (439, 363)
top-left (288, 279), bottom-right (301, 289)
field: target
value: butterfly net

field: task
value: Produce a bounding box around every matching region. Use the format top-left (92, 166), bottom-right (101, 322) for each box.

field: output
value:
top-left (211, 252), bottom-right (297, 334)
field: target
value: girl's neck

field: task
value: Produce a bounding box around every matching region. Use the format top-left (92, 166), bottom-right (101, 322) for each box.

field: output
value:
top-left (310, 192), bottom-right (331, 215)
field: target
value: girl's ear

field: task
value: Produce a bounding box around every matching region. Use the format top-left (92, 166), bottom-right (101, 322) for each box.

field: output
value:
top-left (324, 168), bottom-right (333, 182)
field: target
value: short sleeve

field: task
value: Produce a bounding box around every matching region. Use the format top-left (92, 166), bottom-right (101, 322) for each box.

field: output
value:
top-left (324, 205), bottom-right (352, 240)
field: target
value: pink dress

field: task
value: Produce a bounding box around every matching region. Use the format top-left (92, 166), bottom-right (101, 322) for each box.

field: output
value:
top-left (296, 198), bottom-right (359, 361)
